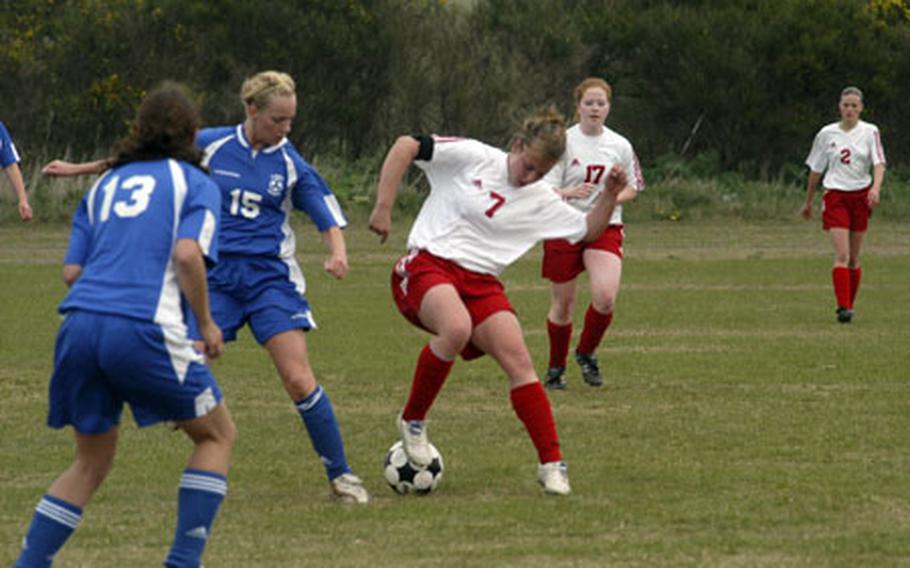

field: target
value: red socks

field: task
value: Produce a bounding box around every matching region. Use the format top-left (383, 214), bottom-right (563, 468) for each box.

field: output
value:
top-left (510, 382), bottom-right (562, 464)
top-left (546, 320), bottom-right (572, 369)
top-left (402, 344), bottom-right (454, 422)
top-left (576, 305), bottom-right (613, 355)
top-left (832, 267), bottom-right (852, 309)
top-left (849, 267), bottom-right (862, 306)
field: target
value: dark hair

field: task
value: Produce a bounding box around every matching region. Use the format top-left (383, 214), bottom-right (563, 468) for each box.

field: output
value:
top-left (111, 81), bottom-right (203, 168)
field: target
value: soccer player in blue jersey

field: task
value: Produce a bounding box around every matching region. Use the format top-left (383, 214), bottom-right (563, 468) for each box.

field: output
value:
top-left (44, 71), bottom-right (368, 504)
top-left (14, 83), bottom-right (235, 568)
top-left (1, 120), bottom-right (33, 221)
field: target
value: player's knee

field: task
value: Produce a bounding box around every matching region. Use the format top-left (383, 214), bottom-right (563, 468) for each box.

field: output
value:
top-left (591, 294), bottom-right (615, 315)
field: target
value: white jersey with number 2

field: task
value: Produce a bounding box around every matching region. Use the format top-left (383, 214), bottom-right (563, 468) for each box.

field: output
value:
top-left (805, 120), bottom-right (885, 191)
top-left (408, 136), bottom-right (588, 276)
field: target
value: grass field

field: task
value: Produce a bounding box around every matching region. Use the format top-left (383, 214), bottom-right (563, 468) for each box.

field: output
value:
top-left (2, 218), bottom-right (909, 567)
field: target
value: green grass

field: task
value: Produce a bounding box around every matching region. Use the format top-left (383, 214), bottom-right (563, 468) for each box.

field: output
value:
top-left (2, 218), bottom-right (910, 567)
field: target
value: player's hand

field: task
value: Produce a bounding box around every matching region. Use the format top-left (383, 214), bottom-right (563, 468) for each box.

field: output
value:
top-left (560, 183), bottom-right (594, 200)
top-left (198, 320), bottom-right (224, 360)
top-left (368, 206), bottom-right (392, 244)
top-left (18, 200), bottom-right (33, 222)
top-left (604, 165), bottom-right (628, 197)
top-left (867, 188), bottom-right (881, 209)
top-left (324, 253), bottom-right (348, 279)
top-left (42, 160), bottom-right (77, 177)
top-left (800, 203), bottom-right (812, 219)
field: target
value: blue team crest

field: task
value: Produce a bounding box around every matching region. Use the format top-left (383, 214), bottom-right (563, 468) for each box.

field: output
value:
top-left (267, 174), bottom-right (284, 196)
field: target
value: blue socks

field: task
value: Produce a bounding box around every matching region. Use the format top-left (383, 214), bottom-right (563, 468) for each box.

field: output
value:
top-left (14, 495), bottom-right (82, 568)
top-left (163, 469), bottom-right (227, 568)
top-left (296, 385), bottom-right (351, 480)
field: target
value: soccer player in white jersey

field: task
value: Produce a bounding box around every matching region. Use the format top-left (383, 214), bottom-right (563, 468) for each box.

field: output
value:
top-left (540, 77), bottom-right (644, 389)
top-left (0, 120), bottom-right (33, 221)
top-left (369, 106), bottom-right (628, 496)
top-left (802, 86), bottom-right (886, 323)
top-left (41, 71), bottom-right (368, 504)
top-left (13, 83), bottom-right (235, 568)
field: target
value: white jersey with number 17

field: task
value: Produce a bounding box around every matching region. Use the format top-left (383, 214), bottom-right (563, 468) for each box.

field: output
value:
top-left (542, 124), bottom-right (644, 224)
top-left (408, 136), bottom-right (588, 276)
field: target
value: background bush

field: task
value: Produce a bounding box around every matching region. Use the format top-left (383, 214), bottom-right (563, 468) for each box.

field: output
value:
top-left (2, 0), bottom-right (909, 222)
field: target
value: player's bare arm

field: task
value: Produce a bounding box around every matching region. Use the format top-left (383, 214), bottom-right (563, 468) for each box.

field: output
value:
top-left (868, 163), bottom-right (884, 208)
top-left (4, 163), bottom-right (32, 222)
top-left (42, 158), bottom-right (110, 177)
top-left (802, 170), bottom-right (821, 219)
top-left (173, 238), bottom-right (224, 359)
top-left (321, 226), bottom-right (348, 279)
top-left (369, 135), bottom-right (420, 243)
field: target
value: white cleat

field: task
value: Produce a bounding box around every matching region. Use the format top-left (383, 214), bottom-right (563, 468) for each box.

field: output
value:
top-left (397, 412), bottom-right (432, 467)
top-left (330, 473), bottom-right (370, 504)
top-left (538, 461), bottom-right (571, 496)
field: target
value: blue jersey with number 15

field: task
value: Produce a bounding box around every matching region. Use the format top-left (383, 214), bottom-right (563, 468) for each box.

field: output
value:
top-left (60, 159), bottom-right (221, 327)
top-left (197, 125), bottom-right (347, 258)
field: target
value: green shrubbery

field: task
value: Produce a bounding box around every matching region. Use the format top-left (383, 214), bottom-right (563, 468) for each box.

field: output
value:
top-left (6, 149), bottom-right (908, 225)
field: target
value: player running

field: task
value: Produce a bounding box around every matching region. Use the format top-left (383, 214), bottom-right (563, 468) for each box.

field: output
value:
top-left (13, 83), bottom-right (234, 568)
top-left (540, 77), bottom-right (644, 389)
top-left (802, 86), bottom-right (886, 323)
top-left (368, 106), bottom-right (627, 496)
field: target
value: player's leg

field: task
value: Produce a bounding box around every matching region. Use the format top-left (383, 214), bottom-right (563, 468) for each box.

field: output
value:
top-left (848, 230), bottom-right (865, 308)
top-left (264, 329), bottom-right (368, 503)
top-left (574, 249), bottom-right (622, 386)
top-left (394, 284), bottom-right (472, 466)
top-left (828, 227), bottom-right (853, 321)
top-left (471, 312), bottom-right (570, 495)
top-left (164, 403), bottom-right (235, 568)
top-left (545, 279), bottom-right (577, 389)
top-left (14, 429), bottom-right (118, 568)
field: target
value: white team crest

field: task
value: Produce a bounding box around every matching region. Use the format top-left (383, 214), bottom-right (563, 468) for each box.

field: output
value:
top-left (267, 173), bottom-right (284, 196)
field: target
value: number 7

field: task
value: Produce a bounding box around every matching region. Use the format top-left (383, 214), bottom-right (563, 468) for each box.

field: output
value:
top-left (485, 191), bottom-right (505, 218)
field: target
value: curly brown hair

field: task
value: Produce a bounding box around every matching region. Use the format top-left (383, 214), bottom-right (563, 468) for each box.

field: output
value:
top-left (111, 81), bottom-right (203, 168)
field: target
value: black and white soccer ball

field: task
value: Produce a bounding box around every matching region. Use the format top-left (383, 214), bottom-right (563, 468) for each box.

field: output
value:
top-left (383, 440), bottom-right (444, 495)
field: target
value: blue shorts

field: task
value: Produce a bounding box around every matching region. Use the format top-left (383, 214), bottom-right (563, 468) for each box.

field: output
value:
top-left (191, 254), bottom-right (317, 344)
top-left (48, 311), bottom-right (223, 434)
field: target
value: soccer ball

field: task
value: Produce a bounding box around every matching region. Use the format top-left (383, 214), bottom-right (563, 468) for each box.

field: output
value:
top-left (383, 440), bottom-right (444, 495)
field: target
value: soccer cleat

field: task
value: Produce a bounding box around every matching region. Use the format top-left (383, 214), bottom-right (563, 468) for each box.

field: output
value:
top-left (544, 367), bottom-right (567, 390)
top-left (537, 461), bottom-right (571, 496)
top-left (397, 412), bottom-right (433, 467)
top-left (836, 306), bottom-right (853, 324)
top-left (574, 351), bottom-right (604, 387)
top-left (330, 472), bottom-right (370, 504)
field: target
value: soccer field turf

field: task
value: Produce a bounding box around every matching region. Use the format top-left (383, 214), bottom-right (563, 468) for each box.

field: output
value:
top-left (2, 219), bottom-right (909, 567)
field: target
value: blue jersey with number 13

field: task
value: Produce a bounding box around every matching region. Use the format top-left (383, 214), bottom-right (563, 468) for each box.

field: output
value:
top-left (61, 159), bottom-right (221, 327)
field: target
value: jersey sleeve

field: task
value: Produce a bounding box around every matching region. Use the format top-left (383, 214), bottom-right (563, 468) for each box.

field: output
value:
top-left (805, 130), bottom-right (828, 173)
top-left (533, 186), bottom-right (589, 244)
top-left (63, 193), bottom-right (92, 266)
top-left (291, 162), bottom-right (348, 231)
top-left (620, 141), bottom-right (645, 192)
top-left (177, 165), bottom-right (221, 265)
top-left (870, 126), bottom-right (886, 166)
top-left (0, 122), bottom-right (21, 168)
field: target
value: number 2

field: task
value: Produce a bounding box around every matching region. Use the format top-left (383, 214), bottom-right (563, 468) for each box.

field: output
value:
top-left (485, 191), bottom-right (505, 218)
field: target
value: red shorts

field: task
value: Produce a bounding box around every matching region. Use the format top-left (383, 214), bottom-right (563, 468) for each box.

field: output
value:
top-left (822, 188), bottom-right (871, 232)
top-left (542, 225), bottom-right (624, 284)
top-left (391, 250), bottom-right (513, 359)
